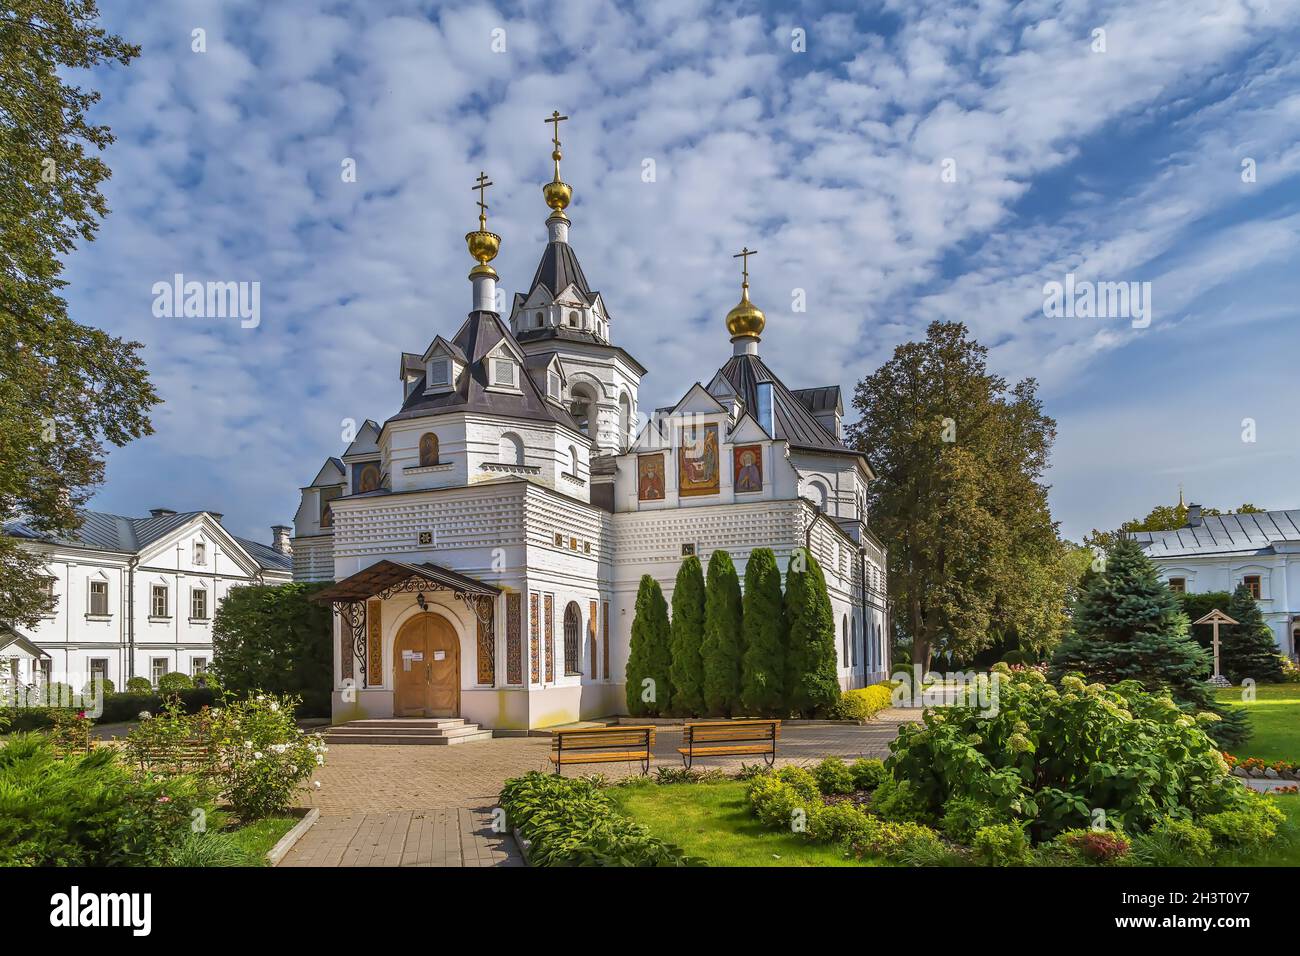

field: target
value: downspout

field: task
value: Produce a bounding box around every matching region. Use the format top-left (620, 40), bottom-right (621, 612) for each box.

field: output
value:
top-left (858, 546), bottom-right (868, 685)
top-left (127, 556), bottom-right (138, 681)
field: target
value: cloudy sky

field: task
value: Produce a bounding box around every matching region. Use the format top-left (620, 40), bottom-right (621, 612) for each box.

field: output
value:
top-left (67, 0), bottom-right (1300, 543)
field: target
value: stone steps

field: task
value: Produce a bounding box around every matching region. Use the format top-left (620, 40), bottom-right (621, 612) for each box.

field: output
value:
top-left (324, 717), bottom-right (493, 746)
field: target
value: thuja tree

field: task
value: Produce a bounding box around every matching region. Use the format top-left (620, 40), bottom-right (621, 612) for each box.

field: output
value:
top-left (740, 548), bottom-right (786, 716)
top-left (701, 549), bottom-right (744, 716)
top-left (1222, 584), bottom-right (1285, 684)
top-left (626, 575), bottom-right (672, 716)
top-left (1050, 537), bottom-right (1249, 747)
top-left (667, 556), bottom-right (706, 716)
top-left (784, 548), bottom-right (840, 717)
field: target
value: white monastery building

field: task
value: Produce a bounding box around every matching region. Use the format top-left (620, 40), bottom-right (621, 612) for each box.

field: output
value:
top-left (294, 118), bottom-right (889, 730)
top-left (1139, 505), bottom-right (1300, 658)
top-left (2, 509), bottom-right (292, 693)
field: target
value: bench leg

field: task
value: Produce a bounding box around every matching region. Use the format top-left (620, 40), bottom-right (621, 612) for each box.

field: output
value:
top-left (764, 750), bottom-right (775, 768)
top-left (641, 755), bottom-right (650, 776)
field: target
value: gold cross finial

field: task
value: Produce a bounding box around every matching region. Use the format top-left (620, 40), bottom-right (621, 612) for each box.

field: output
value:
top-left (733, 246), bottom-right (757, 286)
top-left (546, 110), bottom-right (569, 149)
top-left (472, 171), bottom-right (493, 229)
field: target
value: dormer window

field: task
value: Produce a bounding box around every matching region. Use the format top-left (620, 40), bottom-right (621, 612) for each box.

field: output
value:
top-left (547, 371), bottom-right (561, 400)
top-left (427, 359), bottom-right (450, 387)
top-left (534, 311), bottom-right (544, 328)
top-left (491, 358), bottom-right (517, 388)
top-left (567, 310), bottom-right (580, 328)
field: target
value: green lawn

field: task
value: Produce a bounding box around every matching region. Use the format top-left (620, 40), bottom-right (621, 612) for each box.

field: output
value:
top-left (607, 779), bottom-right (888, 867)
top-left (1215, 683), bottom-right (1300, 763)
top-left (208, 810), bottom-right (299, 866)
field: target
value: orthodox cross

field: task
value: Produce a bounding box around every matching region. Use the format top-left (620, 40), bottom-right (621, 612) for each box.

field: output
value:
top-left (1193, 608), bottom-right (1239, 685)
top-left (733, 246), bottom-right (758, 284)
top-left (472, 171), bottom-right (493, 229)
top-left (545, 110), bottom-right (569, 149)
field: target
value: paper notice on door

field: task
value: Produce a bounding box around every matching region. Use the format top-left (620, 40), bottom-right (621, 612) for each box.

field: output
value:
top-left (433, 650), bottom-right (446, 661)
top-left (410, 652), bottom-right (423, 662)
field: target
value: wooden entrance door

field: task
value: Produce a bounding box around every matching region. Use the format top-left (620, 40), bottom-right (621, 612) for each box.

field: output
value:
top-left (392, 614), bottom-right (460, 717)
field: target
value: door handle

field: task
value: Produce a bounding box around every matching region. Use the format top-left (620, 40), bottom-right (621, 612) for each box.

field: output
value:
top-left (425, 662), bottom-right (431, 683)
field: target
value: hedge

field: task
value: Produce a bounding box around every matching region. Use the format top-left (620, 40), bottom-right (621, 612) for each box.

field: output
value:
top-left (3, 688), bottom-right (220, 730)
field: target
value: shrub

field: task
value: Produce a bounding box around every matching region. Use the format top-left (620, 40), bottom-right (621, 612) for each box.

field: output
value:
top-left (941, 797), bottom-right (1005, 843)
top-left (169, 830), bottom-right (256, 867)
top-left (82, 676), bottom-right (115, 698)
top-left (211, 582), bottom-right (334, 716)
top-left (812, 757), bottom-right (856, 795)
top-left (499, 772), bottom-right (699, 866)
top-left (1202, 798), bottom-right (1284, 850)
top-left (668, 556), bottom-right (707, 716)
top-left (1281, 659), bottom-right (1300, 684)
top-left (809, 802), bottom-right (874, 846)
top-left (784, 549), bottom-right (840, 717)
top-left (208, 694), bottom-right (324, 820)
top-left (0, 733), bottom-right (197, 865)
top-left (871, 775), bottom-right (928, 823)
top-left (701, 550), bottom-right (745, 716)
top-left (775, 765), bottom-right (820, 801)
top-left (1058, 829), bottom-right (1131, 864)
top-left (1132, 817), bottom-right (1214, 866)
top-left (747, 775), bottom-right (814, 831)
top-left (740, 548), bottom-right (786, 716)
top-left (626, 575), bottom-right (672, 716)
top-left (849, 758), bottom-right (888, 791)
top-left (886, 667), bottom-right (1253, 840)
top-left (99, 688), bottom-right (219, 724)
top-left (857, 819), bottom-right (943, 860)
top-left (125, 676), bottom-right (154, 694)
top-left (833, 685), bottom-right (893, 722)
top-left (971, 823), bottom-right (1029, 866)
top-left (157, 672), bottom-right (194, 692)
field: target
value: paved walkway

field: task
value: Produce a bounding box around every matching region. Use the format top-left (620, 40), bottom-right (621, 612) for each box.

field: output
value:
top-left (279, 711), bottom-right (915, 867)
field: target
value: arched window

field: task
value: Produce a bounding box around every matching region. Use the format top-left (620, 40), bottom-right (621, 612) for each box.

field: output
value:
top-left (570, 385), bottom-right (595, 435)
top-left (851, 617), bottom-right (859, 667)
top-left (568, 310), bottom-right (580, 328)
top-left (567, 444), bottom-right (579, 477)
top-left (418, 433), bottom-right (439, 467)
top-left (563, 602), bottom-right (582, 675)
top-left (618, 393), bottom-right (631, 451)
top-left (534, 311), bottom-right (544, 328)
top-left (499, 432), bottom-right (524, 466)
top-left (842, 615), bottom-right (849, 666)
top-left (810, 480), bottom-right (829, 512)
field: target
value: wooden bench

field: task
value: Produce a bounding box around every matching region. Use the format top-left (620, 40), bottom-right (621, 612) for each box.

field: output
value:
top-left (549, 725), bottom-right (656, 775)
top-left (679, 719), bottom-right (780, 769)
top-left (136, 741), bottom-right (223, 779)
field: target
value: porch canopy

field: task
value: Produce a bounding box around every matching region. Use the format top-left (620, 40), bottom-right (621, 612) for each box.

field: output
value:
top-left (312, 560), bottom-right (500, 687)
top-left (312, 559), bottom-right (500, 605)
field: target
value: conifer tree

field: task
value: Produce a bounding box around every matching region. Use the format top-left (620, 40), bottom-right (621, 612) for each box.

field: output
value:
top-left (740, 548), bottom-right (787, 716)
top-left (626, 575), bottom-right (672, 716)
top-left (1050, 537), bottom-right (1249, 746)
top-left (784, 548), bottom-right (841, 717)
top-left (668, 556), bottom-right (706, 716)
top-left (1222, 584), bottom-right (1285, 684)
top-left (702, 549), bottom-right (744, 716)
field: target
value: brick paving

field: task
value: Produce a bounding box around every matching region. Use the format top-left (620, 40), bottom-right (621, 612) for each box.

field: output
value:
top-left (279, 710), bottom-right (915, 867)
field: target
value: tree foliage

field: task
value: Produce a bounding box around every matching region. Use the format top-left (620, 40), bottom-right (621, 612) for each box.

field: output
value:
top-left (1049, 538), bottom-right (1249, 747)
top-left (739, 548), bottom-right (786, 716)
top-left (625, 575), bottom-right (672, 717)
top-left (667, 555), bottom-right (706, 716)
top-left (0, 2), bottom-right (155, 626)
top-left (847, 321), bottom-right (1066, 670)
top-left (701, 549), bottom-right (744, 716)
top-left (1086, 501), bottom-right (1266, 552)
top-left (1221, 584), bottom-right (1284, 684)
top-left (211, 583), bottom-right (333, 716)
top-left (783, 549), bottom-right (840, 717)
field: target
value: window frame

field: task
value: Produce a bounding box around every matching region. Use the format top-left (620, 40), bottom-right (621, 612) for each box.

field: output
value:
top-left (1167, 577), bottom-right (1186, 594)
top-left (190, 587), bottom-right (209, 621)
top-left (193, 541), bottom-right (207, 566)
top-left (150, 584), bottom-right (169, 618)
top-left (1243, 574), bottom-right (1262, 600)
top-left (151, 657), bottom-right (168, 687)
top-left (88, 579), bottom-right (109, 617)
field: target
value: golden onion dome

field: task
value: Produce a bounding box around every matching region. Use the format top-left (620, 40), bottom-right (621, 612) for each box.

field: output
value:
top-left (544, 146), bottom-right (572, 216)
top-left (465, 228), bottom-right (500, 278)
top-left (726, 282), bottom-right (766, 340)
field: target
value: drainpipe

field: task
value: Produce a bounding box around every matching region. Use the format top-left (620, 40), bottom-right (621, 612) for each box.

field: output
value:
top-left (858, 546), bottom-right (868, 685)
top-left (127, 557), bottom-right (138, 681)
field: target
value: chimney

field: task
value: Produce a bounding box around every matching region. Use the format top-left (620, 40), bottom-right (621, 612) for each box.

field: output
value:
top-left (1187, 503), bottom-right (1203, 527)
top-left (271, 525), bottom-right (293, 555)
top-left (149, 508), bottom-right (176, 518)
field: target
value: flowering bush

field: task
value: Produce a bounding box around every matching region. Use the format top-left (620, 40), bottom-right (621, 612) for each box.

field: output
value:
top-left (886, 666), bottom-right (1252, 839)
top-left (209, 694), bottom-right (324, 820)
top-left (1058, 829), bottom-right (1130, 864)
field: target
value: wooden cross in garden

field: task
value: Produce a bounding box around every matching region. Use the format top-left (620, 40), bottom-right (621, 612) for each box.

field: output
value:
top-left (1194, 608), bottom-right (1238, 686)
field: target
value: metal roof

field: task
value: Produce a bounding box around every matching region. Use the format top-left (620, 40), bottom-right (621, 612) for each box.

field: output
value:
top-left (310, 559), bottom-right (501, 604)
top-left (791, 385), bottom-right (843, 416)
top-left (527, 240), bottom-right (594, 304)
top-left (716, 353), bottom-right (856, 458)
top-left (1140, 509), bottom-right (1300, 557)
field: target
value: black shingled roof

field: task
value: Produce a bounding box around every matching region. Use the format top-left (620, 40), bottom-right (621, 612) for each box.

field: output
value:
top-left (717, 354), bottom-right (856, 457)
top-left (391, 311), bottom-right (581, 431)
top-left (528, 241), bottom-right (594, 303)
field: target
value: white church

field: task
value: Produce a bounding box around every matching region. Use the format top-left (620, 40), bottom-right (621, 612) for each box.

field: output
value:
top-left (295, 117), bottom-right (889, 731)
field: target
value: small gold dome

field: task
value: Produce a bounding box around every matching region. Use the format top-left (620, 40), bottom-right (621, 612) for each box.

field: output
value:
top-left (543, 178), bottom-right (572, 214)
top-left (465, 229), bottom-right (500, 278)
top-left (726, 284), bottom-right (766, 340)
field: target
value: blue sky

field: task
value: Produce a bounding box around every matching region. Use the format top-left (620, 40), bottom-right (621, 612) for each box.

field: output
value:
top-left (66, 0), bottom-right (1300, 543)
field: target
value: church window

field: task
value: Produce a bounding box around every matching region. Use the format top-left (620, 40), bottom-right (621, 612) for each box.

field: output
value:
top-left (567, 444), bottom-right (579, 477)
top-left (1167, 576), bottom-right (1185, 594)
top-left (193, 541), bottom-right (206, 565)
top-left (809, 480), bottom-right (829, 512)
top-left (499, 432), bottom-right (524, 466)
top-left (842, 616), bottom-right (849, 666)
top-left (851, 618), bottom-right (859, 667)
top-left (563, 602), bottom-right (582, 675)
top-left (319, 486), bottom-right (341, 528)
top-left (419, 433), bottom-right (440, 467)
top-left (568, 311), bottom-right (579, 327)
top-left (427, 359), bottom-right (450, 387)
top-left (491, 358), bottom-right (517, 388)
top-left (534, 311), bottom-right (544, 328)
top-left (618, 393), bottom-right (631, 451)
top-left (570, 385), bottom-right (595, 434)
top-left (547, 372), bottom-right (561, 400)
top-left (1243, 574), bottom-right (1262, 599)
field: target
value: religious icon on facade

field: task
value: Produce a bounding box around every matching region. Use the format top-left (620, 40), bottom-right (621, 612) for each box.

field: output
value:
top-left (678, 422), bottom-right (720, 496)
top-left (354, 461), bottom-right (382, 494)
top-left (733, 444), bottom-right (763, 493)
top-left (637, 453), bottom-right (665, 501)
